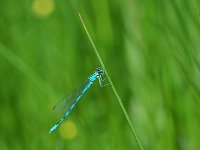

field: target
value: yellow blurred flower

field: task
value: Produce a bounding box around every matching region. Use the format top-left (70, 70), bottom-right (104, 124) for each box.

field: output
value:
top-left (59, 120), bottom-right (78, 140)
top-left (32, 0), bottom-right (55, 17)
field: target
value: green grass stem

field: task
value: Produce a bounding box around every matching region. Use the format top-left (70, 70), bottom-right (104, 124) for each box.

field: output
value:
top-left (78, 12), bottom-right (144, 150)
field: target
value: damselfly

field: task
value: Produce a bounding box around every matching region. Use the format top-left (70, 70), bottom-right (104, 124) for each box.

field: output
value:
top-left (49, 67), bottom-right (108, 134)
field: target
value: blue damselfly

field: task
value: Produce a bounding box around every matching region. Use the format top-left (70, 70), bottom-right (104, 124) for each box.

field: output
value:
top-left (49, 67), bottom-right (108, 134)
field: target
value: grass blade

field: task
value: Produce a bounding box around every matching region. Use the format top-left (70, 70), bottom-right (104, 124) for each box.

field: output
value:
top-left (195, 0), bottom-right (200, 22)
top-left (78, 12), bottom-right (144, 150)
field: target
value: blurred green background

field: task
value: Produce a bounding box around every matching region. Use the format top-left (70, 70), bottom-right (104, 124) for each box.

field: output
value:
top-left (0, 0), bottom-right (200, 149)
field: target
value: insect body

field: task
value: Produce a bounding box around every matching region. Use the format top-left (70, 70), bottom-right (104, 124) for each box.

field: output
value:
top-left (49, 67), bottom-right (108, 134)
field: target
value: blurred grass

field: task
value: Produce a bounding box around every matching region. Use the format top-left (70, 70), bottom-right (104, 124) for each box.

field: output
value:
top-left (0, 0), bottom-right (200, 150)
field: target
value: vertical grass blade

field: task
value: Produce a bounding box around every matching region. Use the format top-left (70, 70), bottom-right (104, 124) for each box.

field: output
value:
top-left (78, 13), bottom-right (144, 150)
top-left (195, 0), bottom-right (200, 22)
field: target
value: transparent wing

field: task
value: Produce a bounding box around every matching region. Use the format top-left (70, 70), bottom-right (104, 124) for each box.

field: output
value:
top-left (52, 80), bottom-right (89, 115)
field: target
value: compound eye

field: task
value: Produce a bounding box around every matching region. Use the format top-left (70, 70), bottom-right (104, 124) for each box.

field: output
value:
top-left (96, 67), bottom-right (103, 74)
top-left (96, 68), bottom-right (101, 71)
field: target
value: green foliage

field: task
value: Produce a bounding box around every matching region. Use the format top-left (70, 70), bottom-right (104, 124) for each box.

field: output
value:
top-left (0, 0), bottom-right (200, 149)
